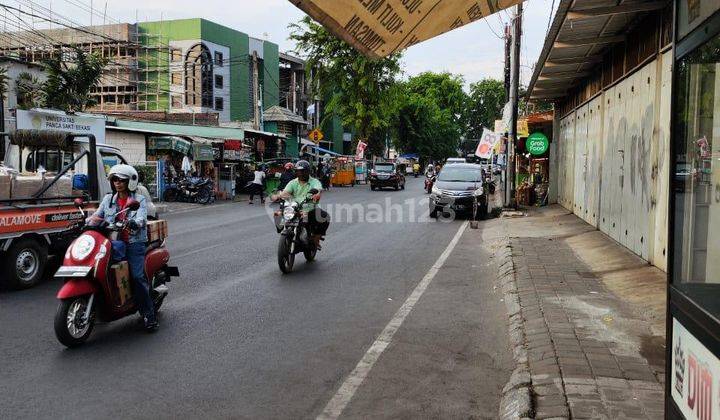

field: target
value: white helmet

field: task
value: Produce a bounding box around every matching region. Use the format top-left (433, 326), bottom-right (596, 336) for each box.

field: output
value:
top-left (107, 164), bottom-right (139, 192)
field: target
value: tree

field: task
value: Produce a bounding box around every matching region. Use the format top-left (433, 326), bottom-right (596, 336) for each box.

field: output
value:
top-left (393, 94), bottom-right (460, 162)
top-left (466, 78), bottom-right (506, 139)
top-left (289, 17), bottom-right (401, 151)
top-left (15, 72), bottom-right (43, 109)
top-left (404, 72), bottom-right (467, 128)
top-left (42, 46), bottom-right (107, 112)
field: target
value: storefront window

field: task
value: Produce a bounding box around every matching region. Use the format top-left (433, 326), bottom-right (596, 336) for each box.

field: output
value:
top-left (673, 33), bottom-right (720, 317)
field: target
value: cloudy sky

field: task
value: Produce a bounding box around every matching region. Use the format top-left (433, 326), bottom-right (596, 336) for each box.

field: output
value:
top-left (21, 0), bottom-right (558, 88)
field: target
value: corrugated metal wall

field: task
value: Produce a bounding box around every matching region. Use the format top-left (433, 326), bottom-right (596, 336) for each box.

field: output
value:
top-left (555, 53), bottom-right (671, 271)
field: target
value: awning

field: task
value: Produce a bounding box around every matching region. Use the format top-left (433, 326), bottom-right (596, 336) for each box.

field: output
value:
top-left (110, 119), bottom-right (245, 140)
top-left (399, 153), bottom-right (419, 159)
top-left (527, 0), bottom-right (669, 101)
top-left (288, 0), bottom-right (523, 58)
top-left (301, 142), bottom-right (341, 156)
top-left (148, 136), bottom-right (192, 155)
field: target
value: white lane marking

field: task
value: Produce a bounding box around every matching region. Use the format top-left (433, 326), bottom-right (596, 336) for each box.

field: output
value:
top-left (317, 220), bottom-right (469, 420)
top-left (173, 243), bottom-right (225, 260)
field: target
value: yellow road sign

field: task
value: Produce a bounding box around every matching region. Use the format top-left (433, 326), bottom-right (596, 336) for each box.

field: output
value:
top-left (309, 128), bottom-right (324, 144)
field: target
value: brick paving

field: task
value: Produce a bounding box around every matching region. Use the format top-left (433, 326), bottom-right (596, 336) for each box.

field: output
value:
top-left (511, 237), bottom-right (664, 419)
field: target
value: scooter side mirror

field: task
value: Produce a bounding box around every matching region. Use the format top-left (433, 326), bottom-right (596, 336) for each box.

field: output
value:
top-left (126, 198), bottom-right (141, 211)
top-left (309, 189), bottom-right (319, 195)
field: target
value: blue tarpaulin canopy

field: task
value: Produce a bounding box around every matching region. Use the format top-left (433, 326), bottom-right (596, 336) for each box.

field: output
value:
top-left (399, 153), bottom-right (419, 159)
top-left (302, 143), bottom-right (341, 156)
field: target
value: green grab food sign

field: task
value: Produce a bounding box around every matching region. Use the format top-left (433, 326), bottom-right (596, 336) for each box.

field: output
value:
top-left (526, 132), bottom-right (549, 156)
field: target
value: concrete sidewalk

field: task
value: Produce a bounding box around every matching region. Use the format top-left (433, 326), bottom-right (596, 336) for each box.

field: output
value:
top-left (490, 205), bottom-right (667, 419)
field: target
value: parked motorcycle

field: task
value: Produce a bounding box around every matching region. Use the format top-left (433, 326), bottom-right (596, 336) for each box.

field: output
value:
top-left (53, 198), bottom-right (179, 347)
top-left (163, 176), bottom-right (215, 205)
top-left (274, 189), bottom-right (320, 274)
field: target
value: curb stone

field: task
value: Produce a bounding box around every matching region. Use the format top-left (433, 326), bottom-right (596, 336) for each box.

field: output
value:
top-left (496, 240), bottom-right (535, 419)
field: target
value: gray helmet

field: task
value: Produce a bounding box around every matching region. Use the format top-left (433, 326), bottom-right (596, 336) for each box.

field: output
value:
top-left (294, 160), bottom-right (311, 171)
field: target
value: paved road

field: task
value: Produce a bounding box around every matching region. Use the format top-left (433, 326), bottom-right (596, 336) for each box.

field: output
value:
top-left (0, 178), bottom-right (511, 419)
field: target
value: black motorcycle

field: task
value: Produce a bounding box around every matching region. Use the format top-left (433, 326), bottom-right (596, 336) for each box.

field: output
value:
top-left (163, 176), bottom-right (215, 205)
top-left (275, 189), bottom-right (320, 274)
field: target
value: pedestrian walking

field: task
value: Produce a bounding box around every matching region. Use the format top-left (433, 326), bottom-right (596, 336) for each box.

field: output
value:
top-left (249, 165), bottom-right (266, 204)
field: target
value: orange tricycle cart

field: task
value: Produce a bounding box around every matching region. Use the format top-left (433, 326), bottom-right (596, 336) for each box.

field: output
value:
top-left (330, 157), bottom-right (356, 187)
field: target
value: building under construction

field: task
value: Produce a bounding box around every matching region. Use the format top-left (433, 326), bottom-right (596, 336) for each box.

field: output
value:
top-left (0, 23), bottom-right (144, 111)
top-left (0, 19), bottom-right (280, 125)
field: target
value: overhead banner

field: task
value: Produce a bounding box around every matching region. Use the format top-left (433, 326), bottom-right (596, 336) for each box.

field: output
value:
top-left (289, 0), bottom-right (523, 58)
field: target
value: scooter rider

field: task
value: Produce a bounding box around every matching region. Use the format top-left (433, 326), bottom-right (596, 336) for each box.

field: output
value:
top-left (271, 160), bottom-right (329, 249)
top-left (89, 164), bottom-right (158, 332)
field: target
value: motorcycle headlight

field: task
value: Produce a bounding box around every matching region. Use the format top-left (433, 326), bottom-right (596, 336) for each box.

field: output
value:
top-left (473, 187), bottom-right (484, 196)
top-left (71, 235), bottom-right (96, 261)
top-left (283, 206), bottom-right (297, 221)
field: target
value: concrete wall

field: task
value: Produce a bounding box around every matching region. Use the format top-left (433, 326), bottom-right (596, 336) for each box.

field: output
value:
top-left (555, 52), bottom-right (672, 271)
top-left (106, 130), bottom-right (147, 163)
top-left (2, 61), bottom-right (47, 116)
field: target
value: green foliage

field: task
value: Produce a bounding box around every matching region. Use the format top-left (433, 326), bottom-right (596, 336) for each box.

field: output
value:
top-left (15, 72), bottom-right (43, 110)
top-left (42, 46), bottom-right (108, 112)
top-left (466, 78), bottom-right (506, 138)
top-left (396, 97), bottom-right (459, 160)
top-left (289, 17), bottom-right (401, 150)
top-left (389, 72), bottom-right (465, 161)
top-left (404, 72), bottom-right (467, 127)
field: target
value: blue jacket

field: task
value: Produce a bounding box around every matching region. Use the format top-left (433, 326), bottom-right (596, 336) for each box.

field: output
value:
top-left (91, 192), bottom-right (148, 244)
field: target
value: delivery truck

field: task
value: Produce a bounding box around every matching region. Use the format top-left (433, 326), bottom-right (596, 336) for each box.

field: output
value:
top-left (0, 130), bottom-right (131, 289)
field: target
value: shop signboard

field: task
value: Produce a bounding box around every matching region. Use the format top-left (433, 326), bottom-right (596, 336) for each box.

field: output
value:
top-left (16, 109), bottom-right (106, 143)
top-left (671, 318), bottom-right (720, 419)
top-left (148, 136), bottom-right (192, 155)
top-left (223, 140), bottom-right (250, 161)
top-left (494, 119), bottom-right (505, 134)
top-left (193, 143), bottom-right (215, 161)
top-left (526, 132), bottom-right (549, 156)
top-left (517, 119), bottom-right (529, 137)
top-left (212, 143), bottom-right (223, 161)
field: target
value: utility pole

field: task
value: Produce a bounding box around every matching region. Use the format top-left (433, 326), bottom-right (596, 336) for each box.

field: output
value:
top-left (504, 24), bottom-right (511, 98)
top-left (291, 70), bottom-right (297, 114)
top-left (505, 3), bottom-right (522, 208)
top-left (252, 51), bottom-right (260, 130)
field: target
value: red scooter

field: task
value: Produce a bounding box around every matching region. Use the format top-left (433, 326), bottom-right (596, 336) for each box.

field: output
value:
top-left (53, 198), bottom-right (179, 347)
top-left (424, 172), bottom-right (436, 194)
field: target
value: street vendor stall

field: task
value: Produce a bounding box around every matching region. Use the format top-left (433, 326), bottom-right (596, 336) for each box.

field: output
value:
top-left (263, 158), bottom-right (296, 194)
top-left (222, 140), bottom-right (254, 196)
top-left (147, 136), bottom-right (192, 177)
top-left (355, 160), bottom-right (368, 184)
